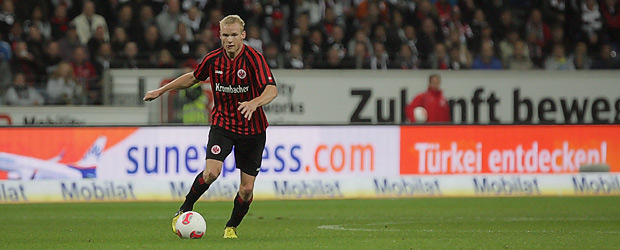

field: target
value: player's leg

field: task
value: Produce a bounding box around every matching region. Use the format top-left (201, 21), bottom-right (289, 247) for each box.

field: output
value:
top-left (226, 172), bottom-right (256, 227)
top-left (179, 159), bottom-right (223, 212)
top-left (224, 131), bottom-right (265, 238)
top-left (172, 126), bottom-right (232, 234)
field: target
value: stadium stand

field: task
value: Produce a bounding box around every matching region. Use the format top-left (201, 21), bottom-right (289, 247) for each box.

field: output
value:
top-left (0, 0), bottom-right (619, 105)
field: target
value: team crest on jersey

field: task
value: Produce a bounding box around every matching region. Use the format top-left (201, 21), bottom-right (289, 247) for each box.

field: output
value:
top-left (237, 69), bottom-right (247, 79)
top-left (211, 145), bottom-right (221, 155)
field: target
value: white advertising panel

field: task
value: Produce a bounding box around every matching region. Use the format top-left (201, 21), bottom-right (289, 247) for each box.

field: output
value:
top-left (0, 106), bottom-right (148, 126)
top-left (2, 174), bottom-right (618, 203)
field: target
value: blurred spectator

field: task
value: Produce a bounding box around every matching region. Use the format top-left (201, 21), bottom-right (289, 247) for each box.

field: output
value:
top-left (427, 43), bottom-right (449, 69)
top-left (448, 45), bottom-right (467, 70)
top-left (305, 29), bottom-right (326, 66)
top-left (72, 0), bottom-right (110, 44)
top-left (405, 74), bottom-right (451, 123)
top-left (499, 30), bottom-right (521, 66)
top-left (155, 49), bottom-right (176, 68)
top-left (180, 5), bottom-right (207, 36)
top-left (262, 9), bottom-right (288, 50)
top-left (327, 25), bottom-right (347, 60)
top-left (58, 24), bottom-right (81, 61)
top-left (525, 9), bottom-right (551, 51)
top-left (571, 41), bottom-right (592, 69)
top-left (26, 25), bottom-right (46, 60)
top-left (70, 46), bottom-right (97, 104)
top-left (368, 42), bottom-right (391, 70)
top-left (284, 42), bottom-right (306, 69)
top-left (0, 33), bottom-right (10, 96)
top-left (166, 22), bottom-right (194, 61)
top-left (110, 27), bottom-right (129, 53)
top-left (347, 29), bottom-right (373, 58)
top-left (11, 41), bottom-right (44, 87)
top-left (545, 44), bottom-right (575, 70)
top-left (139, 25), bottom-right (165, 64)
top-left (591, 44), bottom-right (619, 69)
top-left (352, 41), bottom-right (371, 69)
top-left (417, 17), bottom-right (443, 65)
top-left (0, 0), bottom-right (15, 39)
top-left (50, 4), bottom-right (70, 40)
top-left (315, 46), bottom-right (350, 69)
top-left (24, 6), bottom-right (52, 40)
top-left (547, 25), bottom-right (571, 55)
top-left (46, 62), bottom-right (77, 105)
top-left (43, 41), bottom-right (62, 75)
top-left (87, 26), bottom-right (108, 59)
top-left (7, 21), bottom-right (24, 43)
top-left (204, 9), bottom-right (223, 44)
top-left (156, 0), bottom-right (182, 42)
top-left (115, 4), bottom-right (138, 38)
top-left (494, 10), bottom-right (519, 43)
top-left (133, 5), bottom-right (156, 42)
top-left (112, 42), bottom-right (142, 69)
top-left (393, 43), bottom-right (418, 69)
top-left (457, 0), bottom-right (477, 24)
top-left (445, 27), bottom-right (473, 68)
top-left (526, 31), bottom-right (545, 68)
top-left (601, 0), bottom-right (620, 46)
top-left (581, 0), bottom-right (605, 52)
top-left (93, 42), bottom-right (112, 76)
top-left (472, 41), bottom-right (503, 70)
top-left (263, 43), bottom-right (283, 69)
top-left (507, 40), bottom-right (533, 70)
top-left (542, 0), bottom-right (567, 25)
top-left (4, 73), bottom-right (44, 106)
top-left (245, 24), bottom-right (264, 53)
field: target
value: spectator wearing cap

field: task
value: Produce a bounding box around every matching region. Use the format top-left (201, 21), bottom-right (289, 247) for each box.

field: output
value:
top-left (72, 0), bottom-right (110, 44)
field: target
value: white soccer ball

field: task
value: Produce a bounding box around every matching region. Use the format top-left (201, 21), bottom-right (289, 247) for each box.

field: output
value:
top-left (175, 211), bottom-right (207, 239)
top-left (413, 107), bottom-right (428, 123)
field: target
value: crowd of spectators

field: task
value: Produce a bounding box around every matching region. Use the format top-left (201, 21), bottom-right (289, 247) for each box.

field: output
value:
top-left (1, 0), bottom-right (619, 106)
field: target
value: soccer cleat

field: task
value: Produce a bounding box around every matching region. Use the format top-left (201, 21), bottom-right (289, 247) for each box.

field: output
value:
top-left (223, 227), bottom-right (238, 239)
top-left (172, 210), bottom-right (183, 234)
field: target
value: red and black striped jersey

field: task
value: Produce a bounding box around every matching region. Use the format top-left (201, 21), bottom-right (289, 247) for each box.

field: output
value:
top-left (193, 44), bottom-right (276, 135)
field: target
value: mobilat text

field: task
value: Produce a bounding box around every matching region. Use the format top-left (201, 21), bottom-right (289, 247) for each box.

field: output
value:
top-left (413, 141), bottom-right (606, 174)
top-left (126, 143), bottom-right (375, 177)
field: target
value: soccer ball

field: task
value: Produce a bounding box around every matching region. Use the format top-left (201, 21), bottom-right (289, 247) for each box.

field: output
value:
top-left (413, 107), bottom-right (428, 123)
top-left (175, 211), bottom-right (207, 239)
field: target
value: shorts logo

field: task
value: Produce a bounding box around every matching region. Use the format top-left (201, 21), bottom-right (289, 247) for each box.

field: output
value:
top-left (211, 145), bottom-right (221, 155)
top-left (237, 69), bottom-right (247, 79)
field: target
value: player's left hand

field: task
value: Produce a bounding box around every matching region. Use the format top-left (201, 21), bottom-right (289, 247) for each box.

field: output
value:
top-left (238, 101), bottom-right (258, 120)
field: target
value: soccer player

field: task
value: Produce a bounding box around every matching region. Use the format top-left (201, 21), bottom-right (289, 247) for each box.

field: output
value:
top-left (143, 14), bottom-right (278, 239)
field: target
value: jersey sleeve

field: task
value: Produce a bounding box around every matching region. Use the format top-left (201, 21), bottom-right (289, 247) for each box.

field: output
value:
top-left (247, 48), bottom-right (276, 89)
top-left (193, 50), bottom-right (217, 81)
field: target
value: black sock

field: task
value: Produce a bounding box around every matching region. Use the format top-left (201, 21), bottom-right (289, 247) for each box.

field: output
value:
top-left (180, 171), bottom-right (210, 212)
top-left (226, 192), bottom-right (252, 227)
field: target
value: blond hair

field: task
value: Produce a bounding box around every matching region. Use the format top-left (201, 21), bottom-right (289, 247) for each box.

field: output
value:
top-left (219, 15), bottom-right (245, 30)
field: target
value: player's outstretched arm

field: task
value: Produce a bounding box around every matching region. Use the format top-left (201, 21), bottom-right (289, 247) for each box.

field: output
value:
top-left (143, 72), bottom-right (201, 101)
top-left (238, 85), bottom-right (278, 120)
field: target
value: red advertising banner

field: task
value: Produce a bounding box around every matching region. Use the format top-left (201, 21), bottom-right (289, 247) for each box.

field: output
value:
top-left (400, 125), bottom-right (620, 175)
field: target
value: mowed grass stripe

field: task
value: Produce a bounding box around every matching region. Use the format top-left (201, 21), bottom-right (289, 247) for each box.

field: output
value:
top-left (0, 197), bottom-right (618, 249)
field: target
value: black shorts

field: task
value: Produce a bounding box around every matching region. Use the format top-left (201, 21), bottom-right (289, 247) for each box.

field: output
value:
top-left (205, 125), bottom-right (266, 176)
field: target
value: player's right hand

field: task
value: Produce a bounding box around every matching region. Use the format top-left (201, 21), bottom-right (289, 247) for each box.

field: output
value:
top-left (143, 90), bottom-right (162, 101)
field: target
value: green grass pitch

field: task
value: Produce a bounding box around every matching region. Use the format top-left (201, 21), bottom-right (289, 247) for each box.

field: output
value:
top-left (0, 197), bottom-right (619, 249)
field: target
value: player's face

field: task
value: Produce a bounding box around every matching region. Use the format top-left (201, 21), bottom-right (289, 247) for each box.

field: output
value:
top-left (220, 23), bottom-right (246, 59)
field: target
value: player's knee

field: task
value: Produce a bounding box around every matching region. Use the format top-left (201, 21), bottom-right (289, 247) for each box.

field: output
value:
top-left (239, 185), bottom-right (254, 197)
top-left (203, 169), bottom-right (220, 182)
